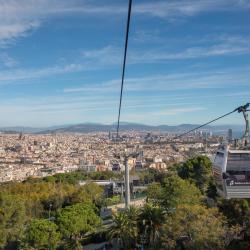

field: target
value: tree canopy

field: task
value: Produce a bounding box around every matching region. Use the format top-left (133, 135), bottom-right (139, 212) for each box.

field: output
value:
top-left (56, 202), bottom-right (101, 240)
top-left (162, 204), bottom-right (236, 250)
top-left (161, 175), bottom-right (202, 210)
top-left (23, 219), bottom-right (61, 250)
top-left (176, 156), bottom-right (212, 193)
top-left (0, 194), bottom-right (26, 249)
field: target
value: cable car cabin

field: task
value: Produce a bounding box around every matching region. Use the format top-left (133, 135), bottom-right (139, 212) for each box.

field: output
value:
top-left (213, 144), bottom-right (250, 199)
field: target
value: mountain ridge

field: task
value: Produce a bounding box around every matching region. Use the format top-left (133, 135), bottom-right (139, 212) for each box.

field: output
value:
top-left (0, 122), bottom-right (244, 134)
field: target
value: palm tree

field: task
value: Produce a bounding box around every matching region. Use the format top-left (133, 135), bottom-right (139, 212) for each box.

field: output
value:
top-left (109, 207), bottom-right (139, 249)
top-left (126, 206), bottom-right (139, 226)
top-left (139, 204), bottom-right (165, 249)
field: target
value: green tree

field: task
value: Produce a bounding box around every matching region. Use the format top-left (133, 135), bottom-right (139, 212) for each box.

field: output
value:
top-left (0, 181), bottom-right (77, 218)
top-left (161, 175), bottom-right (202, 210)
top-left (105, 195), bottom-right (121, 206)
top-left (139, 204), bottom-right (165, 249)
top-left (42, 194), bottom-right (65, 216)
top-left (43, 175), bottom-right (56, 183)
top-left (109, 207), bottom-right (139, 249)
top-left (218, 199), bottom-right (250, 226)
top-left (68, 183), bottom-right (104, 208)
top-left (56, 202), bottom-right (101, 249)
top-left (23, 219), bottom-right (61, 250)
top-left (138, 169), bottom-right (168, 185)
top-left (162, 204), bottom-right (235, 250)
top-left (0, 194), bottom-right (26, 249)
top-left (206, 178), bottom-right (218, 200)
top-left (81, 183), bottom-right (104, 205)
top-left (146, 182), bottom-right (162, 205)
top-left (177, 156), bottom-right (212, 193)
top-left (218, 198), bottom-right (250, 244)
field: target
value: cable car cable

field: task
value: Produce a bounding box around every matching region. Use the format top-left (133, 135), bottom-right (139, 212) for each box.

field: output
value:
top-left (116, 0), bottom-right (133, 139)
top-left (173, 103), bottom-right (250, 140)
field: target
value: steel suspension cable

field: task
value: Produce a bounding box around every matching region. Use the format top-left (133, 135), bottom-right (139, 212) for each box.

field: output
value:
top-left (116, 0), bottom-right (133, 139)
top-left (173, 103), bottom-right (250, 140)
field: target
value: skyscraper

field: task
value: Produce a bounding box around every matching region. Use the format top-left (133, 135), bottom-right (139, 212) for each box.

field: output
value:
top-left (228, 129), bottom-right (233, 143)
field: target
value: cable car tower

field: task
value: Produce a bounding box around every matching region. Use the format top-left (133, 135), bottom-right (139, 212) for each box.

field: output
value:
top-left (213, 103), bottom-right (250, 199)
top-left (238, 103), bottom-right (249, 147)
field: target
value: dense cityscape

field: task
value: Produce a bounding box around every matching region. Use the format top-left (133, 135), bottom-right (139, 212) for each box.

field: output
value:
top-left (0, 130), bottom-right (219, 183)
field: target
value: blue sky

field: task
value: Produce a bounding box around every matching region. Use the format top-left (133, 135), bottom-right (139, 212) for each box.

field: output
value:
top-left (0, 0), bottom-right (250, 127)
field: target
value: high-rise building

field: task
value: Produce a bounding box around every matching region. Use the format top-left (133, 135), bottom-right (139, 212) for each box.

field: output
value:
top-left (228, 128), bottom-right (233, 142)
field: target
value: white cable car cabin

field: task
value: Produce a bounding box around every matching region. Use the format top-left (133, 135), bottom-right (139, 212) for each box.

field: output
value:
top-left (213, 104), bottom-right (250, 199)
top-left (213, 145), bottom-right (250, 199)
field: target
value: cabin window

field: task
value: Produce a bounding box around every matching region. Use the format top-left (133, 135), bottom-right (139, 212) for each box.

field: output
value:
top-left (227, 153), bottom-right (250, 171)
top-left (224, 170), bottom-right (250, 186)
top-left (216, 152), bottom-right (224, 157)
top-left (214, 152), bottom-right (224, 167)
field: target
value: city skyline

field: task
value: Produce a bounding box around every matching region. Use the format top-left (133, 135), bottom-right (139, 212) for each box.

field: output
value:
top-left (0, 0), bottom-right (250, 126)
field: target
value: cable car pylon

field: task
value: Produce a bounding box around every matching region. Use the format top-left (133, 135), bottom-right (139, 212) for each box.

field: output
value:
top-left (236, 103), bottom-right (250, 146)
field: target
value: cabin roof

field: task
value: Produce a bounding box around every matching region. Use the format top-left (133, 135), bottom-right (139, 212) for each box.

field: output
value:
top-left (228, 150), bottom-right (250, 153)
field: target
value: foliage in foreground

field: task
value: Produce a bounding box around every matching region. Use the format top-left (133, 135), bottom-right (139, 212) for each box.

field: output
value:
top-left (1, 155), bottom-right (250, 249)
top-left (109, 206), bottom-right (139, 249)
top-left (162, 204), bottom-right (239, 250)
top-left (109, 203), bottom-right (240, 250)
top-left (0, 180), bottom-right (103, 250)
top-left (0, 195), bottom-right (26, 249)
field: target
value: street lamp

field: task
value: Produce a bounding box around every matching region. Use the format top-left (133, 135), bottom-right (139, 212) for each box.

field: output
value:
top-left (48, 203), bottom-right (52, 220)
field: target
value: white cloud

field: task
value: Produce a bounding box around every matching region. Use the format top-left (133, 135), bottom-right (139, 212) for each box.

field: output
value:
top-left (154, 107), bottom-right (206, 116)
top-left (0, 47), bottom-right (249, 89)
top-left (81, 46), bottom-right (122, 65)
top-left (0, 22), bottom-right (40, 47)
top-left (0, 80), bottom-right (249, 126)
top-left (0, 0), bottom-right (84, 47)
top-left (63, 66), bottom-right (250, 94)
top-left (127, 71), bottom-right (250, 91)
top-left (0, 91), bottom-right (206, 126)
top-left (0, 62), bottom-right (98, 83)
top-left (78, 35), bottom-right (250, 68)
top-left (1, 0), bottom-right (250, 47)
top-left (120, 106), bottom-right (207, 125)
top-left (63, 79), bottom-right (119, 93)
top-left (0, 52), bottom-right (17, 67)
top-left (63, 1), bottom-right (250, 18)
top-left (133, 0), bottom-right (245, 18)
top-left (129, 35), bottom-right (250, 63)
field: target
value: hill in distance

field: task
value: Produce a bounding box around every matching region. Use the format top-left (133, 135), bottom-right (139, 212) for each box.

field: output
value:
top-left (0, 122), bottom-right (244, 134)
